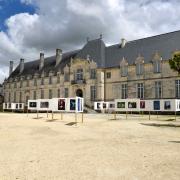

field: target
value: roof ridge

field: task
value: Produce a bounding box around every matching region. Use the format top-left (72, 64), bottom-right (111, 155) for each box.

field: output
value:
top-left (107, 29), bottom-right (180, 48)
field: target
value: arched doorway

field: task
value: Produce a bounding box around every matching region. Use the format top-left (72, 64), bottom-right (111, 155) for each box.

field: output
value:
top-left (76, 89), bottom-right (83, 97)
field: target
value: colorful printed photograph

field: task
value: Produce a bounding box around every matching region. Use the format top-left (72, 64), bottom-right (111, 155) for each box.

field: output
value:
top-left (58, 99), bottom-right (65, 110)
top-left (19, 104), bottom-right (22, 109)
top-left (154, 101), bottom-right (160, 110)
top-left (128, 102), bottom-right (137, 108)
top-left (109, 103), bottom-right (115, 108)
top-left (40, 102), bottom-right (49, 108)
top-left (97, 103), bottom-right (101, 109)
top-left (70, 99), bottom-right (76, 111)
top-left (140, 101), bottom-right (145, 109)
top-left (164, 101), bottom-right (171, 110)
top-left (117, 102), bottom-right (125, 108)
top-left (103, 103), bottom-right (106, 109)
top-left (29, 102), bottom-right (37, 108)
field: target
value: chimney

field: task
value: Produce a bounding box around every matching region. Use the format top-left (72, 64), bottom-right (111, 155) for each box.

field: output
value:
top-left (121, 38), bottom-right (127, 48)
top-left (39, 52), bottom-right (44, 70)
top-left (9, 61), bottom-right (13, 76)
top-left (56, 49), bottom-right (62, 66)
top-left (19, 59), bottom-right (24, 74)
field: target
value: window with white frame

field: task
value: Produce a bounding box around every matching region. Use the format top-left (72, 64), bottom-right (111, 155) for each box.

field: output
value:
top-left (49, 89), bottom-right (52, 99)
top-left (90, 69), bottom-right (96, 79)
top-left (106, 72), bottom-right (111, 79)
top-left (121, 65), bottom-right (128, 77)
top-left (121, 84), bottom-right (127, 99)
top-left (155, 81), bottom-right (162, 99)
top-left (175, 80), bottom-right (180, 98)
top-left (64, 88), bottom-right (69, 98)
top-left (76, 69), bottom-right (83, 80)
top-left (33, 91), bottom-right (36, 100)
top-left (41, 78), bottom-right (44, 85)
top-left (41, 89), bottom-right (44, 99)
top-left (136, 63), bottom-right (144, 75)
top-left (57, 89), bottom-right (60, 97)
top-left (14, 91), bottom-right (16, 102)
top-left (153, 61), bottom-right (161, 73)
top-left (90, 86), bottom-right (96, 101)
top-left (137, 83), bottom-right (144, 99)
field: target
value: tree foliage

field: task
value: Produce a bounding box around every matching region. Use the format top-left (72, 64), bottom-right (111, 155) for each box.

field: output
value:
top-left (169, 53), bottom-right (180, 75)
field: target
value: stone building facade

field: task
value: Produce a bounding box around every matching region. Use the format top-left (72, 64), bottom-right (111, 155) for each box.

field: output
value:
top-left (3, 30), bottom-right (180, 107)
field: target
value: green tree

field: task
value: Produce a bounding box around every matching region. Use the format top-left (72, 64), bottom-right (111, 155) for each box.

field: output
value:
top-left (169, 53), bottom-right (180, 75)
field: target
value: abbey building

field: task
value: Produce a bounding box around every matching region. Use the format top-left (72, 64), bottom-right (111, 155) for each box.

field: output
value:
top-left (3, 30), bottom-right (180, 107)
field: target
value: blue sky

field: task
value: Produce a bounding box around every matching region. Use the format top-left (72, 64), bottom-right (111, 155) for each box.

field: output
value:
top-left (1, 0), bottom-right (180, 83)
top-left (0, 0), bottom-right (35, 31)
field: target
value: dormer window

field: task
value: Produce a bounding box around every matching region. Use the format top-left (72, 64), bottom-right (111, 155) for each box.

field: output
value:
top-left (136, 63), bottom-right (143, 75)
top-left (64, 73), bottom-right (69, 82)
top-left (34, 79), bottom-right (37, 86)
top-left (41, 78), bottom-right (44, 85)
top-left (154, 61), bottom-right (161, 73)
top-left (121, 65), bottom-right (128, 77)
top-left (49, 76), bottom-right (52, 84)
top-left (90, 69), bottom-right (96, 79)
top-left (152, 52), bottom-right (162, 73)
top-left (120, 57), bottom-right (128, 77)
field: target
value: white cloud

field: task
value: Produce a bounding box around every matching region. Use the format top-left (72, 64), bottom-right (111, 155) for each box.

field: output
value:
top-left (1, 0), bottom-right (180, 83)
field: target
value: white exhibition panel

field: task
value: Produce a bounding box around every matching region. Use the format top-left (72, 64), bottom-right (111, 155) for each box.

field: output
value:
top-left (28, 100), bottom-right (38, 110)
top-left (108, 102), bottom-right (115, 109)
top-left (115, 99), bottom-right (141, 112)
top-left (37, 99), bottom-right (51, 111)
top-left (50, 98), bottom-right (68, 112)
top-left (94, 101), bottom-right (109, 110)
top-left (76, 97), bottom-right (84, 113)
top-left (175, 99), bottom-right (180, 111)
top-left (161, 99), bottom-right (176, 112)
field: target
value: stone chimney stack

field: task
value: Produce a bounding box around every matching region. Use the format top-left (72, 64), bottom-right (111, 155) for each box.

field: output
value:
top-left (19, 59), bottom-right (24, 74)
top-left (9, 61), bottom-right (13, 76)
top-left (56, 49), bottom-right (62, 66)
top-left (121, 38), bottom-right (127, 48)
top-left (39, 52), bottom-right (44, 70)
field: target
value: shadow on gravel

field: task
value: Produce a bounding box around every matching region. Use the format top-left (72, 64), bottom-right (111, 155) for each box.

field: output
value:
top-left (46, 119), bottom-right (59, 122)
top-left (65, 122), bottom-right (77, 126)
top-left (140, 123), bottom-right (180, 128)
top-left (168, 141), bottom-right (180, 143)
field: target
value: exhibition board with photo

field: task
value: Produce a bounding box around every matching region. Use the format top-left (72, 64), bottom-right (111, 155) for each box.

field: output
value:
top-left (27, 97), bottom-right (84, 113)
top-left (94, 99), bottom-right (180, 112)
top-left (3, 103), bottom-right (24, 110)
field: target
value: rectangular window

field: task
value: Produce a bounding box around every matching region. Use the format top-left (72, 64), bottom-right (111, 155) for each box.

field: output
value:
top-left (64, 88), bottom-right (69, 98)
top-left (49, 76), bottom-right (52, 84)
top-left (90, 86), bottom-right (96, 101)
top-left (33, 91), bottom-right (36, 100)
top-left (154, 61), bottom-right (161, 73)
top-left (14, 92), bottom-right (16, 102)
top-left (41, 78), bottom-right (44, 85)
top-left (57, 75), bottom-right (60, 83)
top-left (49, 89), bottom-right (52, 99)
top-left (8, 92), bottom-right (11, 102)
top-left (19, 92), bottom-right (22, 103)
top-left (34, 79), bottom-right (37, 86)
top-left (20, 81), bottom-right (23, 88)
top-left (90, 69), bottom-right (96, 79)
top-left (57, 89), bottom-right (60, 97)
top-left (27, 80), bottom-right (29, 87)
top-left (121, 84), bottom-right (127, 99)
top-left (14, 82), bottom-right (17, 88)
top-left (64, 73), bottom-right (69, 82)
top-left (137, 83), bottom-right (144, 99)
top-left (155, 81), bottom-right (162, 99)
top-left (121, 66), bottom-right (128, 77)
top-left (41, 89), bottom-right (44, 99)
top-left (106, 72), bottom-right (111, 79)
top-left (136, 63), bottom-right (143, 75)
top-left (76, 69), bottom-right (83, 80)
top-left (175, 80), bottom-right (180, 98)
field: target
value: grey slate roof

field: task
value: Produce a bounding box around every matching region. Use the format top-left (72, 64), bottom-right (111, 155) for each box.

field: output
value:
top-left (9, 30), bottom-right (180, 79)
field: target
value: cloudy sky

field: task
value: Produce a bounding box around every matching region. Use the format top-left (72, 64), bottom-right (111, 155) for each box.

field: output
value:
top-left (0, 0), bottom-right (180, 83)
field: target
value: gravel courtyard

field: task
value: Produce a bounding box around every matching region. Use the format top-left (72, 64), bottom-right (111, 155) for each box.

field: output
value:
top-left (0, 112), bottom-right (180, 180)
